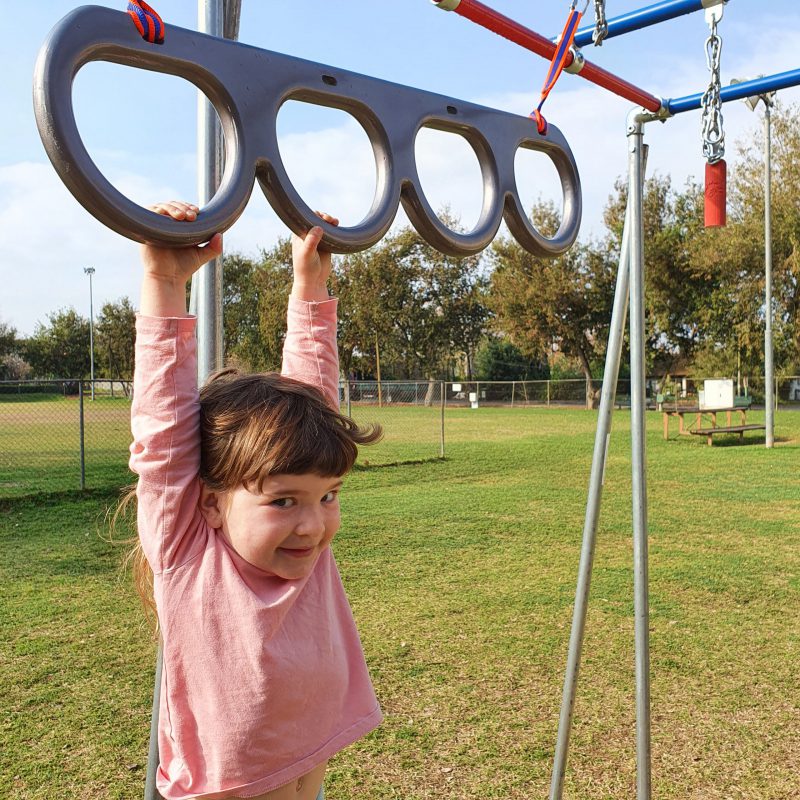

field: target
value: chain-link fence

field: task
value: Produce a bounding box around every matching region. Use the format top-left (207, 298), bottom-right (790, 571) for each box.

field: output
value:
top-left (444, 378), bottom-right (604, 407)
top-left (3, 376), bottom-right (798, 499)
top-left (0, 380), bottom-right (133, 498)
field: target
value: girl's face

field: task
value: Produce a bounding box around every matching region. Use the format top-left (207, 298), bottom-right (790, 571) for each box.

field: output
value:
top-left (200, 473), bottom-right (343, 579)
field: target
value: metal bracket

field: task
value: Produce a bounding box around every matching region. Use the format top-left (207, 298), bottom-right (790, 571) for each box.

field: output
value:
top-left (704, 3), bottom-right (724, 25)
top-left (33, 6), bottom-right (582, 257)
top-left (564, 47), bottom-right (586, 75)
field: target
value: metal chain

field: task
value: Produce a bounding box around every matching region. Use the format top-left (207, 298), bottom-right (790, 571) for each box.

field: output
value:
top-left (700, 14), bottom-right (725, 163)
top-left (592, 0), bottom-right (608, 46)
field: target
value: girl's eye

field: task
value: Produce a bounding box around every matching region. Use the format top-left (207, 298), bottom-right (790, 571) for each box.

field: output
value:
top-left (322, 491), bottom-right (338, 503)
top-left (271, 497), bottom-right (294, 508)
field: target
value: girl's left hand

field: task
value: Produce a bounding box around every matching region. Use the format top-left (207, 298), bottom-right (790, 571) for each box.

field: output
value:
top-left (291, 211), bottom-right (339, 300)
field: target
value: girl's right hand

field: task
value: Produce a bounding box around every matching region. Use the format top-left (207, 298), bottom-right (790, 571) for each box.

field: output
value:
top-left (140, 201), bottom-right (223, 285)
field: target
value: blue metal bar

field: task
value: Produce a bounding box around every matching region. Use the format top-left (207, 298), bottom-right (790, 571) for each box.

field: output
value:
top-left (667, 69), bottom-right (800, 114)
top-left (571, 0), bottom-right (718, 47)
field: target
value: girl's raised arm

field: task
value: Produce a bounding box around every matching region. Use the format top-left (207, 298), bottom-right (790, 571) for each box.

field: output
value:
top-left (281, 216), bottom-right (341, 408)
top-left (129, 202), bottom-right (222, 572)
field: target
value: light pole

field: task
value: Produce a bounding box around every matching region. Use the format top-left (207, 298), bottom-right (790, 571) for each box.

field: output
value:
top-left (733, 79), bottom-right (776, 448)
top-left (84, 266), bottom-right (95, 401)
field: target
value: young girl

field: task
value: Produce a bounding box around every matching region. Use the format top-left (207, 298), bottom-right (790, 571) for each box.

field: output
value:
top-left (130, 201), bottom-right (383, 800)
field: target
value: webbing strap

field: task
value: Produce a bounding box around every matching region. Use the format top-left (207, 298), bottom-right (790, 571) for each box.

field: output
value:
top-left (530, 3), bottom-right (584, 134)
top-left (127, 0), bottom-right (165, 44)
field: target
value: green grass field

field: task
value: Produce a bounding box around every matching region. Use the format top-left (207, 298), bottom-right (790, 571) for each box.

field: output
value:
top-left (1, 406), bottom-right (798, 799)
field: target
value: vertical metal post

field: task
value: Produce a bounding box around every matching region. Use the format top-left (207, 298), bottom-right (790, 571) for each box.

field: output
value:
top-left (627, 112), bottom-right (652, 800)
top-left (78, 383), bottom-right (86, 490)
top-left (549, 141), bottom-right (644, 800)
top-left (547, 379), bottom-right (551, 407)
top-left (193, 0), bottom-right (225, 384)
top-left (440, 381), bottom-right (446, 458)
top-left (764, 102), bottom-right (774, 448)
top-left (84, 267), bottom-right (96, 401)
top-left (144, 648), bottom-right (163, 800)
top-left (149, 7), bottom-right (242, 800)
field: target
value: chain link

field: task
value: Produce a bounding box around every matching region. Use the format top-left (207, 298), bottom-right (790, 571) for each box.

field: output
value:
top-left (592, 0), bottom-right (608, 46)
top-left (700, 15), bottom-right (725, 163)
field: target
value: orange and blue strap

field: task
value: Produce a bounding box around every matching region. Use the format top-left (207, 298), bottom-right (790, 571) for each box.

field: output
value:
top-left (530, 1), bottom-right (586, 135)
top-left (127, 0), bottom-right (165, 44)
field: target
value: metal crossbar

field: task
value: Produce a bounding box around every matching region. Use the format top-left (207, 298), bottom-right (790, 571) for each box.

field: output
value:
top-left (571, 0), bottom-right (726, 48)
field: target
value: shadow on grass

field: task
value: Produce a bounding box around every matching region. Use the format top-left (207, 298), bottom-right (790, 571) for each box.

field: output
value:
top-left (0, 486), bottom-right (125, 512)
top-left (353, 456), bottom-right (447, 470)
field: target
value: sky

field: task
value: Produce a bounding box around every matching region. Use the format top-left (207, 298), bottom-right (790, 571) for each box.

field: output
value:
top-left (2, 0), bottom-right (800, 336)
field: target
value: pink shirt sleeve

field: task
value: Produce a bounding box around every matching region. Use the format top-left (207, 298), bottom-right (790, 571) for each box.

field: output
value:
top-left (129, 315), bottom-right (206, 573)
top-left (281, 297), bottom-right (340, 407)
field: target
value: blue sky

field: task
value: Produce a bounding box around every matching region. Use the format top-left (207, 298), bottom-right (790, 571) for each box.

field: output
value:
top-left (3, 0), bottom-right (800, 335)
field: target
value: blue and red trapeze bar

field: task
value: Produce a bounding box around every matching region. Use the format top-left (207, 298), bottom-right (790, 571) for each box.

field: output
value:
top-left (432, 0), bottom-right (800, 115)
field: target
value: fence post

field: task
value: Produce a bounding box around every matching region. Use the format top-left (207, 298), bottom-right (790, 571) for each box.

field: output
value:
top-left (547, 380), bottom-right (551, 408)
top-left (511, 381), bottom-right (516, 408)
top-left (78, 382), bottom-right (86, 490)
top-left (440, 381), bottom-right (445, 458)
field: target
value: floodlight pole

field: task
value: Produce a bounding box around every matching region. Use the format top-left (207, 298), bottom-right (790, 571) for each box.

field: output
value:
top-left (735, 80), bottom-right (776, 447)
top-left (763, 99), bottom-right (775, 447)
top-left (84, 266), bottom-right (95, 401)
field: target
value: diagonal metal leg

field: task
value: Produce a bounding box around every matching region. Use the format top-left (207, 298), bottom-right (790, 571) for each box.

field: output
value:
top-left (550, 159), bottom-right (638, 800)
top-left (549, 134), bottom-right (649, 800)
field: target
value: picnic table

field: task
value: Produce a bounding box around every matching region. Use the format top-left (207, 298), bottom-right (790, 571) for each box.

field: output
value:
top-left (662, 399), bottom-right (765, 445)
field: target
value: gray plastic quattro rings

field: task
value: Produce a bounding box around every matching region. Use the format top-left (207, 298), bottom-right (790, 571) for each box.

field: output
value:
top-left (34, 6), bottom-right (582, 257)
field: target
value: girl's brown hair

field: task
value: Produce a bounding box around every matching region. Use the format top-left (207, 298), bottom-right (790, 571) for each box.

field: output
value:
top-left (198, 368), bottom-right (380, 490)
top-left (123, 368), bottom-right (381, 628)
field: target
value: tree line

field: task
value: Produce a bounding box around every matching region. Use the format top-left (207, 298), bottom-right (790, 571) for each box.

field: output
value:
top-left (2, 105), bottom-right (798, 393)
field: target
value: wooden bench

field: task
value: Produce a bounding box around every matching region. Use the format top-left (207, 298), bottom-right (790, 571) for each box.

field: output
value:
top-left (689, 423), bottom-right (766, 446)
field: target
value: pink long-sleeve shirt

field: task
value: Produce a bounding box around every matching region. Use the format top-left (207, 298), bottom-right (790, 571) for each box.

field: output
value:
top-left (129, 298), bottom-right (382, 800)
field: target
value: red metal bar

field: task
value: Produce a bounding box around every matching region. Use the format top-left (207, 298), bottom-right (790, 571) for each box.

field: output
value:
top-left (435, 0), bottom-right (663, 113)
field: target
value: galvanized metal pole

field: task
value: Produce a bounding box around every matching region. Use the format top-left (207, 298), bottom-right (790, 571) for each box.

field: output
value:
top-left (764, 101), bottom-right (774, 447)
top-left (194, 0), bottom-right (225, 383)
top-left (627, 111), bottom-right (652, 800)
top-left (440, 381), bottom-right (446, 458)
top-left (143, 648), bottom-right (163, 800)
top-left (549, 142), bottom-right (646, 800)
top-left (78, 383), bottom-right (86, 490)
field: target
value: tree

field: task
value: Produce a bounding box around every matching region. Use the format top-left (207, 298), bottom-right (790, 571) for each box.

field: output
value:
top-left (24, 308), bottom-right (91, 379)
top-left (95, 298), bottom-right (136, 379)
top-left (416, 218), bottom-right (491, 380)
top-left (602, 173), bottom-right (710, 375)
top-left (488, 202), bottom-right (616, 407)
top-left (332, 224), bottom-right (491, 381)
top-left (676, 103), bottom-right (800, 383)
top-left (474, 336), bottom-right (549, 381)
top-left (0, 320), bottom-right (16, 357)
top-left (222, 240), bottom-right (293, 372)
top-left (332, 229), bottom-right (422, 379)
top-left (0, 320), bottom-right (19, 380)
